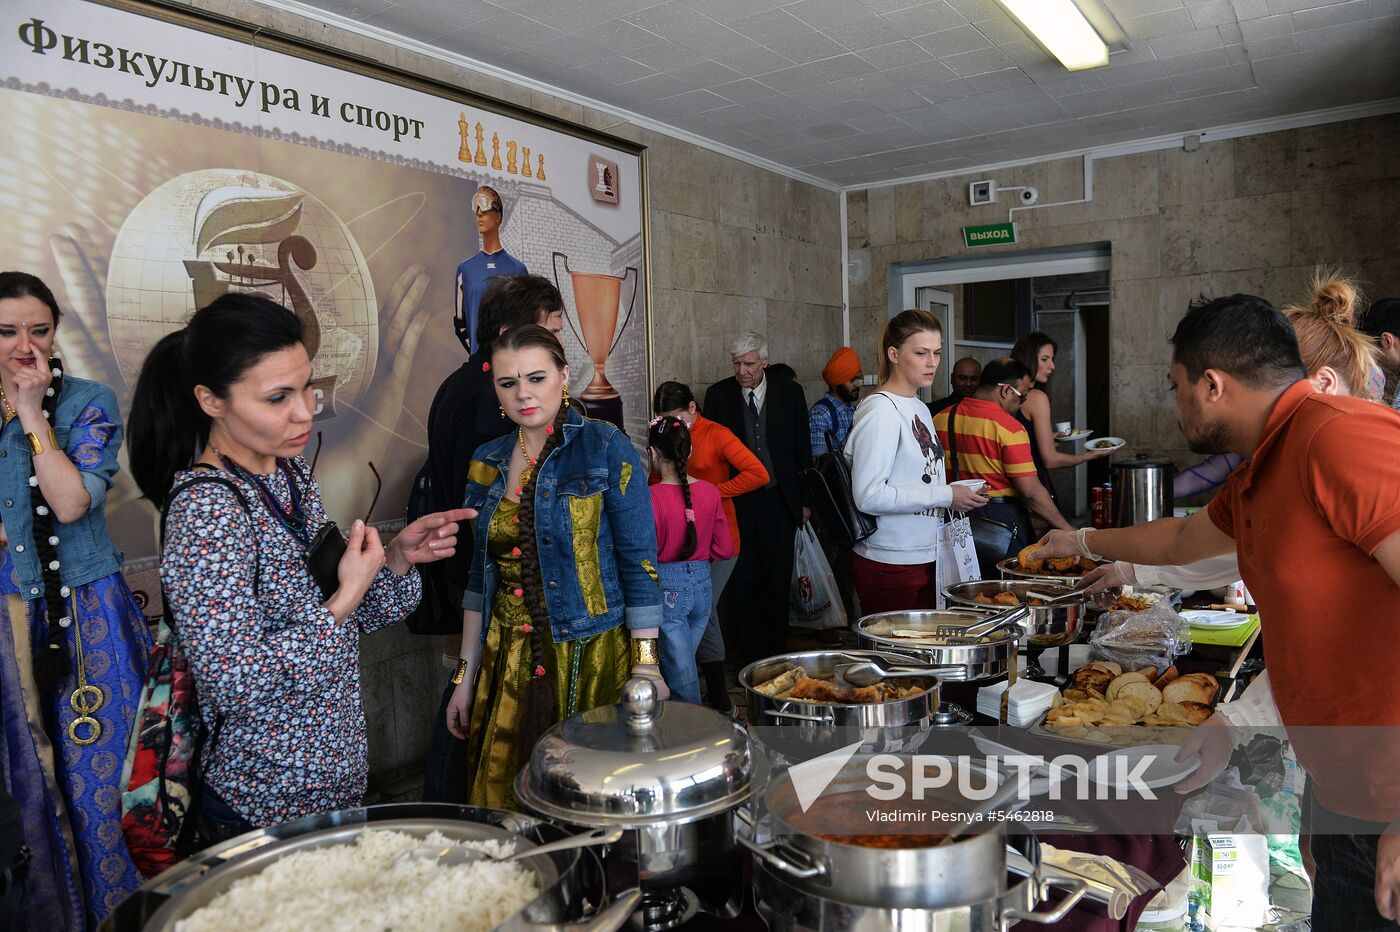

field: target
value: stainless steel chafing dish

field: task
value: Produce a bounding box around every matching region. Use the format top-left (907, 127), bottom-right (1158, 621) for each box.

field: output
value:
top-left (100, 803), bottom-right (639, 932)
top-left (854, 609), bottom-right (1021, 681)
top-left (942, 579), bottom-right (1085, 648)
top-left (515, 678), bottom-right (752, 930)
top-left (743, 754), bottom-right (1087, 929)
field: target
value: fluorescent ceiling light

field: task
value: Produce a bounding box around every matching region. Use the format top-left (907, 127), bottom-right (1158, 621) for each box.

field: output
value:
top-left (994, 0), bottom-right (1109, 71)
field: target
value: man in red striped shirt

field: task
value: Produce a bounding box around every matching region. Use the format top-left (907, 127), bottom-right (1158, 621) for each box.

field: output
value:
top-left (932, 357), bottom-right (1072, 554)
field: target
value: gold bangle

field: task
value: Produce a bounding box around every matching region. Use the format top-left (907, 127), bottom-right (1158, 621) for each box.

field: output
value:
top-left (25, 431), bottom-right (43, 456)
top-left (48, 428), bottom-right (58, 451)
top-left (451, 658), bottom-right (470, 685)
top-left (630, 637), bottom-right (659, 667)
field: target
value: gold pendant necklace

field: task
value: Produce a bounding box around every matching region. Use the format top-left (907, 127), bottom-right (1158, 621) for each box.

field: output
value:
top-left (516, 428), bottom-right (539, 489)
top-left (66, 595), bottom-right (104, 746)
top-left (0, 379), bottom-right (15, 424)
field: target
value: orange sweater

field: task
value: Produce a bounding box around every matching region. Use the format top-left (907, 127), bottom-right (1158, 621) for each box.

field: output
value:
top-left (651, 414), bottom-right (768, 553)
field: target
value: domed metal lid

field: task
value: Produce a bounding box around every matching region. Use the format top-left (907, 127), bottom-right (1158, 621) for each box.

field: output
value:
top-left (514, 678), bottom-right (753, 827)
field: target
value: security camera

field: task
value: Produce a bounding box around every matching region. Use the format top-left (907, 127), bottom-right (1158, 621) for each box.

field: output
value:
top-left (1019, 187), bottom-right (1039, 206)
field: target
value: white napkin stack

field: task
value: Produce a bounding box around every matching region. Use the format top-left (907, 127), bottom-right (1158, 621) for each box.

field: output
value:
top-left (977, 679), bottom-right (1060, 727)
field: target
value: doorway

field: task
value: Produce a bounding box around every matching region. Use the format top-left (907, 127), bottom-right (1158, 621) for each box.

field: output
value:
top-left (894, 246), bottom-right (1112, 520)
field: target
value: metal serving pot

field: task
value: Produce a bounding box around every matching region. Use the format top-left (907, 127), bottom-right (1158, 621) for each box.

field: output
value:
top-left (942, 579), bottom-right (1085, 648)
top-left (854, 609), bottom-right (1020, 681)
top-left (101, 804), bottom-right (639, 932)
top-left (515, 679), bottom-right (752, 930)
top-left (997, 556), bottom-right (1100, 588)
top-left (739, 649), bottom-right (942, 730)
top-left (740, 754), bottom-right (1069, 912)
top-left (753, 857), bottom-right (1088, 932)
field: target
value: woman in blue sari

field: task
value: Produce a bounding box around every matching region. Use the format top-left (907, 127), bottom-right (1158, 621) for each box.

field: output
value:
top-left (0, 272), bottom-right (148, 930)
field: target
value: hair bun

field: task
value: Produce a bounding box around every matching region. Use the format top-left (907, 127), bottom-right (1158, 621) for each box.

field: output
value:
top-left (1309, 274), bottom-right (1358, 326)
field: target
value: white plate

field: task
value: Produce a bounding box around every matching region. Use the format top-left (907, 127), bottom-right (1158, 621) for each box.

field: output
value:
top-left (1085, 436), bottom-right (1126, 452)
top-left (1055, 429), bottom-right (1094, 442)
top-left (1089, 744), bottom-right (1201, 791)
top-left (1180, 609), bottom-right (1246, 628)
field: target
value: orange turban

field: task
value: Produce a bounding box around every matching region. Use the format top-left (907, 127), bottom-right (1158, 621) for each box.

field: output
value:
top-left (822, 347), bottom-right (861, 386)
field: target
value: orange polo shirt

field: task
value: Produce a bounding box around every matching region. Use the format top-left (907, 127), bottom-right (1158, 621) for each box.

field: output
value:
top-left (1208, 380), bottom-right (1400, 821)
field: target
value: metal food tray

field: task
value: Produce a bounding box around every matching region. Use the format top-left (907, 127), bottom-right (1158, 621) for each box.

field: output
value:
top-left (995, 557), bottom-right (1098, 586)
top-left (1025, 719), bottom-right (1196, 750)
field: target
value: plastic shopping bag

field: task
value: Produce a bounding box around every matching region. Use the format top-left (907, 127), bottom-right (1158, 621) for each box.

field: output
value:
top-left (790, 525), bottom-right (847, 629)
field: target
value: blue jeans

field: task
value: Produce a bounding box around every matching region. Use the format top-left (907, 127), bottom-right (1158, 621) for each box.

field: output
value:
top-left (656, 561), bottom-right (712, 704)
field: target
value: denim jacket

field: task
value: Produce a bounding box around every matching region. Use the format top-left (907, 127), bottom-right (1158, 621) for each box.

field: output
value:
top-left (0, 376), bottom-right (123, 595)
top-left (463, 409), bottom-right (662, 642)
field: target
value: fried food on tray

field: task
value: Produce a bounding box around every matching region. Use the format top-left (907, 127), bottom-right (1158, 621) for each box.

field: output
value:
top-left (972, 591), bottom-right (1047, 607)
top-left (1017, 545), bottom-right (1045, 573)
top-left (752, 667), bottom-right (931, 704)
top-left (1108, 592), bottom-right (1156, 611)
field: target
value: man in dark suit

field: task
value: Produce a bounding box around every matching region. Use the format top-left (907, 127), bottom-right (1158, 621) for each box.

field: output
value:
top-left (704, 332), bottom-right (811, 663)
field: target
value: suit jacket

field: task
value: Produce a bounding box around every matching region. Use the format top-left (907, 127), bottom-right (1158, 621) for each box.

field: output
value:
top-left (703, 375), bottom-right (811, 524)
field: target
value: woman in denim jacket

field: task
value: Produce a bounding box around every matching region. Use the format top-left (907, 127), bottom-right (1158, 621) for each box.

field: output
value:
top-left (445, 325), bottom-right (665, 808)
top-left (0, 272), bottom-right (149, 930)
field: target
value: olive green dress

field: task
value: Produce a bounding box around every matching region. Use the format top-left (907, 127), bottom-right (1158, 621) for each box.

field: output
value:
top-left (465, 498), bottom-right (631, 809)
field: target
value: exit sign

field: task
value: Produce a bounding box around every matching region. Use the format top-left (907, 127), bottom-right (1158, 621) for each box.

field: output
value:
top-left (963, 222), bottom-right (1016, 247)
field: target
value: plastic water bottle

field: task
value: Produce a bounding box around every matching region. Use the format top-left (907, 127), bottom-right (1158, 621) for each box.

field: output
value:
top-left (1186, 894), bottom-right (1205, 931)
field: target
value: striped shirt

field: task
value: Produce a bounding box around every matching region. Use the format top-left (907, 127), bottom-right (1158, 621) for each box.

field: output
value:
top-left (931, 398), bottom-right (1036, 497)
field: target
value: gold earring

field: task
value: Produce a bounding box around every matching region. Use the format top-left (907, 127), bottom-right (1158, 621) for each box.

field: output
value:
top-left (562, 385), bottom-right (571, 409)
top-left (499, 404), bottom-right (506, 418)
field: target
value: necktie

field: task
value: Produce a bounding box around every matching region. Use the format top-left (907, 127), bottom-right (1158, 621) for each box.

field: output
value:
top-left (748, 391), bottom-right (759, 419)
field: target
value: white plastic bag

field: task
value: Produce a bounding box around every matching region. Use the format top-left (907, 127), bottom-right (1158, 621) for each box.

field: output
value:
top-left (940, 511), bottom-right (981, 584)
top-left (789, 525), bottom-right (847, 629)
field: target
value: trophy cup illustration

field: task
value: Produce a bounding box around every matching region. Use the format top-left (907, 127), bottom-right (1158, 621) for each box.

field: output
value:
top-left (552, 252), bottom-right (638, 406)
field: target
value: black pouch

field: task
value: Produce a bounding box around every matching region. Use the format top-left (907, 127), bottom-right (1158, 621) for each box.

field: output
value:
top-left (304, 521), bottom-right (348, 600)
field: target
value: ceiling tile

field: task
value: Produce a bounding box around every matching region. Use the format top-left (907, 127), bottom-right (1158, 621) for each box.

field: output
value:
top-left (1159, 47), bottom-right (1231, 74)
top-left (825, 17), bottom-right (907, 50)
top-left (767, 31), bottom-right (849, 63)
top-left (941, 46), bottom-right (1015, 76)
top-left (685, 0), bottom-right (782, 25)
top-left (881, 3), bottom-right (967, 37)
top-left (730, 8), bottom-right (814, 45)
top-left (574, 55), bottom-right (656, 85)
top-left (713, 46), bottom-right (798, 76)
top-left (911, 24), bottom-right (992, 57)
top-left (855, 39), bottom-right (935, 69)
top-left (1148, 26), bottom-right (1225, 57)
top-left (668, 58), bottom-right (746, 85)
top-left (571, 20), bottom-right (664, 54)
top-left (1291, 0), bottom-right (1370, 31)
top-left (944, 0), bottom-right (1003, 23)
top-left (711, 78), bottom-right (784, 103)
top-left (785, 0), bottom-right (874, 30)
top-left (1123, 8), bottom-right (1197, 39)
top-left (1188, 0), bottom-right (1240, 28)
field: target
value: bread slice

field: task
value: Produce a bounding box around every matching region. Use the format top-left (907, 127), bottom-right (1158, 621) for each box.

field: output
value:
top-left (1162, 673), bottom-right (1218, 706)
top-left (1087, 661), bottom-right (1122, 677)
top-left (1117, 681), bottom-right (1163, 713)
top-left (1106, 671), bottom-right (1151, 700)
top-left (1072, 668), bottom-right (1113, 695)
top-left (1152, 664), bottom-right (1179, 688)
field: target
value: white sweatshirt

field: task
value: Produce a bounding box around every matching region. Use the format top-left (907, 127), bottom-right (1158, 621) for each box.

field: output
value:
top-left (845, 391), bottom-right (954, 565)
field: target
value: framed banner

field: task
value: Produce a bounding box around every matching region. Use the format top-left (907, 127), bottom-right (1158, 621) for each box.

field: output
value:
top-left (1, 0), bottom-right (652, 585)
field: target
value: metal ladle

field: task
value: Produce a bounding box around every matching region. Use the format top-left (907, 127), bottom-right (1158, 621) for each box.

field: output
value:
top-left (394, 826), bottom-right (622, 868)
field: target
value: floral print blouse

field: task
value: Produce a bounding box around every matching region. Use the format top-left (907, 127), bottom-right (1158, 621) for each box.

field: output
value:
top-left (160, 459), bottom-right (420, 827)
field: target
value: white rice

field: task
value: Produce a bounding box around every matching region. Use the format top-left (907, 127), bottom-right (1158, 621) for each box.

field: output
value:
top-left (176, 829), bottom-right (541, 932)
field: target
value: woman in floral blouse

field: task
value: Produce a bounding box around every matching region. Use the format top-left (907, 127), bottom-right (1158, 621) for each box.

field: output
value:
top-left (128, 294), bottom-right (470, 833)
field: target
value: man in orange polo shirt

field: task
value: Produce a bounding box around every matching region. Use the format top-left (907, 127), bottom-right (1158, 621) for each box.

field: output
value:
top-left (1030, 294), bottom-right (1400, 928)
top-left (933, 356), bottom-right (1072, 556)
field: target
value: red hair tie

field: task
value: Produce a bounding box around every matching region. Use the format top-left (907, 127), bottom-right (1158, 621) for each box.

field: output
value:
top-left (544, 424), bottom-right (554, 435)
top-left (513, 588), bottom-right (524, 598)
top-left (522, 623), bottom-right (532, 633)
top-left (482, 361), bottom-right (491, 372)
top-left (534, 665), bottom-right (547, 677)
top-left (684, 508), bottom-right (696, 521)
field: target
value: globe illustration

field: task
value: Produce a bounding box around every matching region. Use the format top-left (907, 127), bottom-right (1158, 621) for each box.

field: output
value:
top-left (106, 169), bottom-right (378, 405)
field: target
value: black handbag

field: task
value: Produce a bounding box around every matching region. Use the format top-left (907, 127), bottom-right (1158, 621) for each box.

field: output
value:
top-left (803, 430), bottom-right (877, 548)
top-left (946, 401), bottom-right (1021, 567)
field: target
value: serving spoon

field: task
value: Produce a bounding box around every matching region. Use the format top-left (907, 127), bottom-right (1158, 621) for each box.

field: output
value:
top-left (394, 826), bottom-right (622, 868)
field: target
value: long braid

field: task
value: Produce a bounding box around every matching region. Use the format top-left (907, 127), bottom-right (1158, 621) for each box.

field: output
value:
top-left (31, 356), bottom-right (71, 691)
top-left (648, 416), bottom-right (697, 559)
top-left (675, 456), bottom-right (698, 561)
top-left (514, 401), bottom-right (570, 769)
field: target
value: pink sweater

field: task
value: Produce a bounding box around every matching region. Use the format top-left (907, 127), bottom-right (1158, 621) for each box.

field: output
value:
top-left (650, 479), bottom-right (734, 563)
